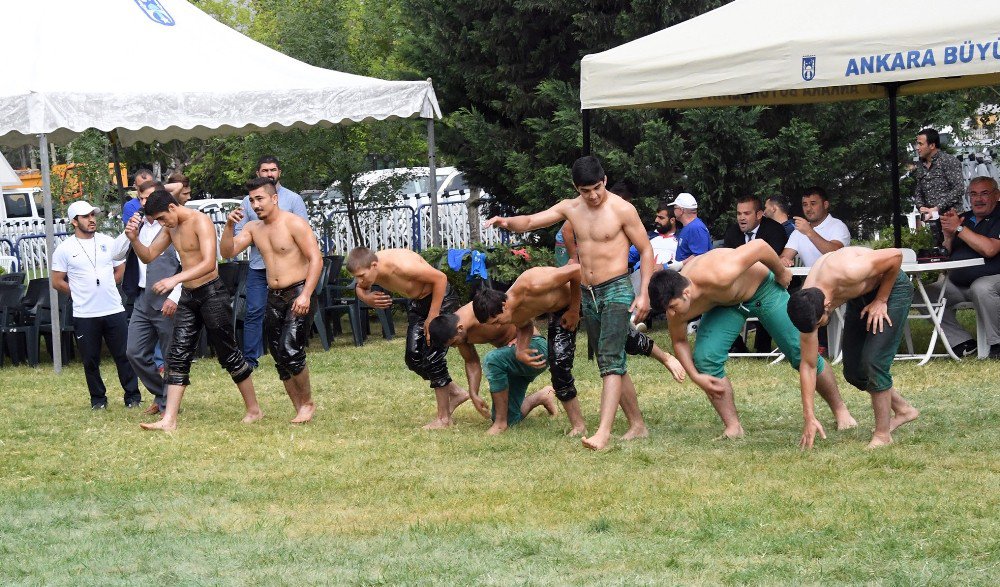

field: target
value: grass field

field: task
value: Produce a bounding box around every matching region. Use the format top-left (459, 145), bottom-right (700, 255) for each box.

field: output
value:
top-left (1, 319), bottom-right (998, 585)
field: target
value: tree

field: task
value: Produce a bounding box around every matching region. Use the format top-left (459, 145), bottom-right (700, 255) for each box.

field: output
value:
top-left (400, 0), bottom-right (995, 240)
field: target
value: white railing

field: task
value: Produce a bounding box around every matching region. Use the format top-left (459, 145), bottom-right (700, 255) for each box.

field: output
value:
top-left (1, 197), bottom-right (512, 275)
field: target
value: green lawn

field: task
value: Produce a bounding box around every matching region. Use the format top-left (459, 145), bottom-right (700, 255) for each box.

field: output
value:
top-left (1, 319), bottom-right (998, 585)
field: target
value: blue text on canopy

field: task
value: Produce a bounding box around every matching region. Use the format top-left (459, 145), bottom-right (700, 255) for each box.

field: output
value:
top-left (844, 37), bottom-right (1000, 77)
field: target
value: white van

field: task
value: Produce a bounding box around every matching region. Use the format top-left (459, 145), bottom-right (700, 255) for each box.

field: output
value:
top-left (0, 187), bottom-right (43, 223)
top-left (310, 166), bottom-right (479, 210)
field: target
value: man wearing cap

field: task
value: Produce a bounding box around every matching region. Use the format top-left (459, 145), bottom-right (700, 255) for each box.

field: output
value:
top-left (51, 201), bottom-right (141, 410)
top-left (668, 192), bottom-right (712, 269)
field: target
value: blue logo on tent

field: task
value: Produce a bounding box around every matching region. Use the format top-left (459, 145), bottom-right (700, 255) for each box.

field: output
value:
top-left (134, 0), bottom-right (175, 26)
top-left (802, 56), bottom-right (816, 81)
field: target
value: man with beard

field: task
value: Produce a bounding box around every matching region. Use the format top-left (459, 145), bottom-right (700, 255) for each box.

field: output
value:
top-left (51, 201), bottom-right (140, 409)
top-left (913, 128), bottom-right (965, 247)
top-left (221, 178), bottom-right (324, 423)
top-left (779, 186), bottom-right (851, 268)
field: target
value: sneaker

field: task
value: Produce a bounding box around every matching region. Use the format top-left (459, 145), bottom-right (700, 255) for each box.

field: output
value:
top-left (951, 340), bottom-right (977, 358)
top-left (988, 344), bottom-right (1000, 360)
top-left (91, 404), bottom-right (107, 411)
top-left (126, 400), bottom-right (142, 409)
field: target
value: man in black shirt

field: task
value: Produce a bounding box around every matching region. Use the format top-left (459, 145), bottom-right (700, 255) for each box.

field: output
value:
top-left (723, 195), bottom-right (789, 353)
top-left (926, 176), bottom-right (1000, 359)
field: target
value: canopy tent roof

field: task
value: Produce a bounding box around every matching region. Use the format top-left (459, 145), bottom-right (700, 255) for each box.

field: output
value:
top-left (0, 0), bottom-right (440, 148)
top-left (0, 152), bottom-right (19, 187)
top-left (581, 0), bottom-right (1000, 110)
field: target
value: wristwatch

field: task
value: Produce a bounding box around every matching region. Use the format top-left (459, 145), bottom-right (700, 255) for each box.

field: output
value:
top-left (955, 225), bottom-right (965, 234)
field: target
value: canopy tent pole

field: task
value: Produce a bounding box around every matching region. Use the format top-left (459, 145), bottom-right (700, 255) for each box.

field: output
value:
top-left (427, 115), bottom-right (440, 248)
top-left (582, 109), bottom-right (592, 156)
top-left (886, 83), bottom-right (903, 248)
top-left (108, 130), bottom-right (127, 203)
top-left (39, 133), bottom-right (63, 373)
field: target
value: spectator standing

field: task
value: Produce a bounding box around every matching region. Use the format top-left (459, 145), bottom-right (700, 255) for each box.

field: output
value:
top-left (233, 156), bottom-right (309, 369)
top-left (914, 128), bottom-right (966, 246)
top-left (167, 172), bottom-right (193, 205)
top-left (780, 186), bottom-right (851, 268)
top-left (764, 195), bottom-right (795, 237)
top-left (51, 201), bottom-right (140, 409)
top-left (122, 168), bottom-right (155, 226)
top-left (926, 176), bottom-right (1000, 358)
top-left (669, 192), bottom-right (711, 267)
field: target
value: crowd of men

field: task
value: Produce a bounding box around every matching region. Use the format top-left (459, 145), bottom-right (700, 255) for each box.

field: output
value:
top-left (53, 128), bottom-right (999, 449)
top-left (53, 156), bottom-right (319, 429)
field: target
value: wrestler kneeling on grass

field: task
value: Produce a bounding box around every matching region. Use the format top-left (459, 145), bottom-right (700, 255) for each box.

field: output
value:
top-left (220, 177), bottom-right (323, 424)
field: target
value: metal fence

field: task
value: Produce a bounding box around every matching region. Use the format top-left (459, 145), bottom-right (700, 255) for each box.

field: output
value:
top-left (1, 197), bottom-right (510, 275)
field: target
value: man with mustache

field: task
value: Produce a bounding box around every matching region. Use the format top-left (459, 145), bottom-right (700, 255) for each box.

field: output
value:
top-left (221, 177), bottom-right (324, 423)
top-left (51, 201), bottom-right (140, 410)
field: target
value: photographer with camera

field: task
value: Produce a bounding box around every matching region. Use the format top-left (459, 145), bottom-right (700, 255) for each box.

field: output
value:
top-left (925, 176), bottom-right (1000, 359)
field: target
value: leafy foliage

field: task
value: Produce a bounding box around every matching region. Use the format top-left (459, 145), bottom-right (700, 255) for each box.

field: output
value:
top-left (399, 0), bottom-right (995, 242)
top-left (420, 244), bottom-right (556, 302)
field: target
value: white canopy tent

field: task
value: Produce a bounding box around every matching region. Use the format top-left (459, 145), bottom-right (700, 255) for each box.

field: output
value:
top-left (580, 0), bottom-right (1000, 241)
top-left (0, 152), bottom-right (19, 187)
top-left (0, 0), bottom-right (442, 371)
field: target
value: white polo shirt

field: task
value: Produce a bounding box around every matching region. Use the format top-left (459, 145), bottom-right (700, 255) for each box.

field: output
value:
top-left (650, 233), bottom-right (678, 265)
top-left (785, 214), bottom-right (851, 267)
top-left (52, 233), bottom-right (126, 318)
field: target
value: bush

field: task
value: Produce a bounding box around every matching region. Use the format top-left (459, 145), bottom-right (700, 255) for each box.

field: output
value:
top-left (420, 244), bottom-right (556, 303)
top-left (872, 225), bottom-right (934, 252)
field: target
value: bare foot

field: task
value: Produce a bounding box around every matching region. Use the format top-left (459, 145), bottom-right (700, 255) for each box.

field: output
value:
top-left (140, 419), bottom-right (176, 432)
top-left (567, 425), bottom-right (587, 437)
top-left (889, 406), bottom-right (919, 432)
top-left (621, 425), bottom-right (649, 441)
top-left (714, 425), bottom-right (745, 440)
top-left (449, 388), bottom-right (470, 414)
top-left (835, 413), bottom-right (858, 431)
top-left (486, 422), bottom-right (508, 435)
top-left (866, 433), bottom-right (893, 449)
top-left (290, 402), bottom-right (316, 424)
top-left (582, 432), bottom-right (611, 451)
top-left (242, 410), bottom-right (264, 424)
top-left (422, 417), bottom-right (453, 430)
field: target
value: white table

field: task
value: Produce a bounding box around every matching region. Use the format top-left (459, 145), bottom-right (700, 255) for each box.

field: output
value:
top-left (792, 258), bottom-right (986, 365)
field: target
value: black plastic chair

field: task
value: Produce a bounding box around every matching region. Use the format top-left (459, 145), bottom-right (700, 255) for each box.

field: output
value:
top-left (0, 272), bottom-right (26, 287)
top-left (0, 282), bottom-right (33, 366)
top-left (28, 290), bottom-right (76, 365)
top-left (317, 256), bottom-right (364, 347)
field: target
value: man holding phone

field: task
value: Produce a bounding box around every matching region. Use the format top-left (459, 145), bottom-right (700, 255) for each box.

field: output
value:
top-left (914, 128), bottom-right (965, 247)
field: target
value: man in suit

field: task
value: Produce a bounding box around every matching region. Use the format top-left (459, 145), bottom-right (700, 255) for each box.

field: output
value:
top-left (114, 181), bottom-right (182, 414)
top-left (723, 195), bottom-right (789, 354)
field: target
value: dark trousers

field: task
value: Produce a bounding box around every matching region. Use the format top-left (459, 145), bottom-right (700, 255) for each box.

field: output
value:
top-left (74, 312), bottom-right (141, 408)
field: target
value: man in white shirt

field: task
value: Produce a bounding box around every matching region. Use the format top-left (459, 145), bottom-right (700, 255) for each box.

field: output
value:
top-left (51, 201), bottom-right (140, 410)
top-left (114, 181), bottom-right (183, 415)
top-left (780, 186), bottom-right (851, 267)
top-left (630, 201), bottom-right (678, 293)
